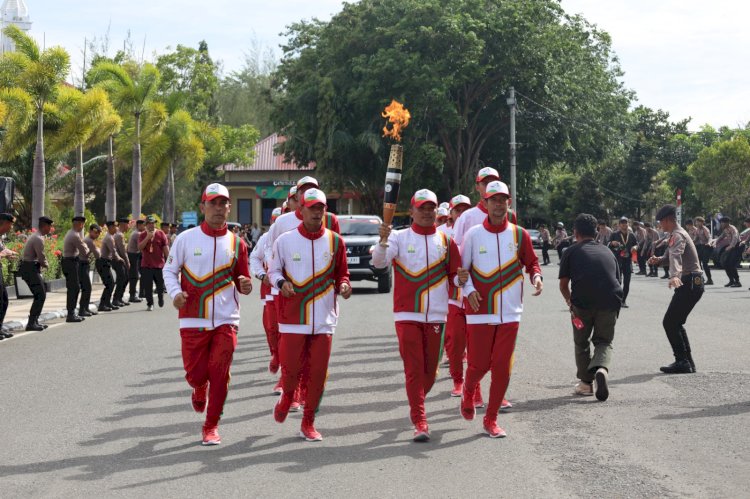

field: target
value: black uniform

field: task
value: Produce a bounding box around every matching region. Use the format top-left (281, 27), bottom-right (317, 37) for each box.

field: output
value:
top-left (607, 229), bottom-right (637, 305)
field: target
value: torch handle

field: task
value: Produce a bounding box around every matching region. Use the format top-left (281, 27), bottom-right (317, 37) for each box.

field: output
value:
top-left (381, 145), bottom-right (403, 247)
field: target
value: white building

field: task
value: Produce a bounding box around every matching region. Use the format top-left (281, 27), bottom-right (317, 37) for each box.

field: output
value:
top-left (1, 0), bottom-right (32, 54)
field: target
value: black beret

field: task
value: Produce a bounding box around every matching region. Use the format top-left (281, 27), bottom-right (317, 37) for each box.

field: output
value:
top-left (655, 205), bottom-right (677, 222)
top-left (117, 217), bottom-right (130, 224)
top-left (0, 212), bottom-right (15, 222)
top-left (719, 216), bottom-right (731, 224)
top-left (105, 220), bottom-right (117, 227)
top-left (160, 221), bottom-right (170, 227)
top-left (135, 219), bottom-right (145, 225)
top-left (619, 216), bottom-right (629, 223)
top-left (89, 223), bottom-right (101, 231)
top-left (72, 216), bottom-right (86, 222)
top-left (39, 216), bottom-right (54, 225)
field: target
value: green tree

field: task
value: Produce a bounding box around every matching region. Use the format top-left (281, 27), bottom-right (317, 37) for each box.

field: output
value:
top-left (688, 135), bottom-right (750, 216)
top-left (272, 0), bottom-right (630, 210)
top-left (88, 60), bottom-right (161, 219)
top-left (142, 108), bottom-right (206, 223)
top-left (156, 41), bottom-right (219, 123)
top-left (47, 86), bottom-right (122, 217)
top-left (1, 25), bottom-right (70, 227)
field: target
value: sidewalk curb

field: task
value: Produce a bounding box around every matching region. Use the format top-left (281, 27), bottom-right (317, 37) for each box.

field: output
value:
top-left (1, 304), bottom-right (101, 333)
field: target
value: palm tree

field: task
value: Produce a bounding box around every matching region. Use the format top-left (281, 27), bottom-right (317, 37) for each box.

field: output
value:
top-left (142, 108), bottom-right (206, 223)
top-left (0, 87), bottom-right (34, 159)
top-left (88, 60), bottom-right (160, 219)
top-left (47, 86), bottom-right (122, 216)
top-left (1, 25), bottom-right (69, 227)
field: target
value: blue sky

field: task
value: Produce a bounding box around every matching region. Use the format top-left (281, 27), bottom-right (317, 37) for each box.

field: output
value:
top-left (22, 0), bottom-right (750, 129)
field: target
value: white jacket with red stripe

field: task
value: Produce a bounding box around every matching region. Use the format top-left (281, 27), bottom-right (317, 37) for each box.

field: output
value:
top-left (163, 222), bottom-right (250, 329)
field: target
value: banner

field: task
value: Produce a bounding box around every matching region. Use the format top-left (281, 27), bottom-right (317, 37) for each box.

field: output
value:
top-left (256, 185), bottom-right (291, 199)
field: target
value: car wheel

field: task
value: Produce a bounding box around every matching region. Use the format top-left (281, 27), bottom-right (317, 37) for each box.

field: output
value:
top-left (377, 269), bottom-right (392, 293)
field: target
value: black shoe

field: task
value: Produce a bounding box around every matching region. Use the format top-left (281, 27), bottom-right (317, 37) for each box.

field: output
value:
top-left (66, 315), bottom-right (85, 323)
top-left (706, 279), bottom-right (713, 285)
top-left (660, 360), bottom-right (693, 374)
top-left (635, 271), bottom-right (645, 275)
top-left (730, 282), bottom-right (742, 288)
top-left (113, 300), bottom-right (129, 307)
top-left (594, 368), bottom-right (609, 401)
top-left (621, 302), bottom-right (629, 308)
top-left (158, 294), bottom-right (164, 308)
top-left (79, 310), bottom-right (93, 317)
top-left (724, 282), bottom-right (734, 287)
top-left (25, 322), bottom-right (44, 331)
top-left (129, 296), bottom-right (143, 303)
top-left (146, 304), bottom-right (154, 312)
top-left (99, 305), bottom-right (115, 312)
top-left (660, 274), bottom-right (669, 279)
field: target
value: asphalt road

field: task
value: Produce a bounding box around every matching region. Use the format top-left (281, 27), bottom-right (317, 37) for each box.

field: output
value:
top-left (1, 258), bottom-right (748, 498)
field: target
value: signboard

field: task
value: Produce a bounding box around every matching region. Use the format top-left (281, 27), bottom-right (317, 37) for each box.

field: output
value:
top-left (257, 185), bottom-right (291, 199)
top-left (182, 211), bottom-right (198, 227)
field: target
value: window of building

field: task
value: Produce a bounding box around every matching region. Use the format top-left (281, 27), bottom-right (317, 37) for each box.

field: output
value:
top-left (261, 199), bottom-right (278, 226)
top-left (237, 199), bottom-right (252, 225)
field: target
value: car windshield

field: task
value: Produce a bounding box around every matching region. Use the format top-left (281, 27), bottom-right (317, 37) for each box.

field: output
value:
top-left (340, 219), bottom-right (381, 236)
top-left (528, 229), bottom-right (540, 237)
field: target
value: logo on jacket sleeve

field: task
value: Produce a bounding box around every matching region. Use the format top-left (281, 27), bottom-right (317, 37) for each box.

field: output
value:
top-left (508, 241), bottom-right (517, 253)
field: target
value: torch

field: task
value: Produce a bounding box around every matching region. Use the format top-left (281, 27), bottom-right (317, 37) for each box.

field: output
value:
top-left (380, 100), bottom-right (411, 247)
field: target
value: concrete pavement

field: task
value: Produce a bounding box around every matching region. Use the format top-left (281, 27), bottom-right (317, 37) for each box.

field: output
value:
top-left (0, 256), bottom-right (748, 497)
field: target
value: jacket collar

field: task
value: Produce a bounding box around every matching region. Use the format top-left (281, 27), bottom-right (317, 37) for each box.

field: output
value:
top-left (483, 216), bottom-right (509, 233)
top-left (411, 223), bottom-right (436, 235)
top-left (200, 221), bottom-right (228, 237)
top-left (294, 209), bottom-right (303, 220)
top-left (477, 201), bottom-right (488, 214)
top-left (298, 223), bottom-right (325, 240)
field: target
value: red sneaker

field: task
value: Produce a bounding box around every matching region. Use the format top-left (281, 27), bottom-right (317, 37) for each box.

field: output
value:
top-left (191, 384), bottom-right (207, 413)
top-left (201, 424), bottom-right (221, 445)
top-left (483, 417), bottom-right (507, 438)
top-left (473, 384), bottom-right (485, 409)
top-left (460, 387), bottom-right (475, 421)
top-left (273, 395), bottom-right (292, 423)
top-left (272, 379), bottom-right (283, 395)
top-left (450, 381), bottom-right (463, 398)
top-left (501, 398), bottom-right (513, 410)
top-left (300, 419), bottom-right (323, 441)
top-left (269, 354), bottom-right (279, 374)
top-left (413, 421), bottom-right (430, 442)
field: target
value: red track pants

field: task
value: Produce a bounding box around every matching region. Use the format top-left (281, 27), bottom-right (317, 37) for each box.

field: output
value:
top-left (445, 304), bottom-right (467, 383)
top-left (395, 321), bottom-right (444, 425)
top-left (464, 322), bottom-right (519, 418)
top-left (262, 300), bottom-right (279, 358)
top-left (180, 324), bottom-right (238, 427)
top-left (278, 333), bottom-right (332, 420)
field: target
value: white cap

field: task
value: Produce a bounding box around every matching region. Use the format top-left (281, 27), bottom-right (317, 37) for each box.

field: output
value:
top-left (202, 183), bottom-right (230, 202)
top-left (297, 176), bottom-right (319, 189)
top-left (476, 167), bottom-right (500, 183)
top-left (449, 194), bottom-right (471, 209)
top-left (302, 188), bottom-right (327, 207)
top-left (482, 180), bottom-right (510, 199)
top-left (411, 189), bottom-right (438, 208)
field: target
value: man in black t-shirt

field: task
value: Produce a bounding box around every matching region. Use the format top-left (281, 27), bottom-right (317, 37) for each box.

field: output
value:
top-left (559, 214), bottom-right (623, 402)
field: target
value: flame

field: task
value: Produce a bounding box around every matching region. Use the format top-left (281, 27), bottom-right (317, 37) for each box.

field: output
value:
top-left (381, 100), bottom-right (411, 142)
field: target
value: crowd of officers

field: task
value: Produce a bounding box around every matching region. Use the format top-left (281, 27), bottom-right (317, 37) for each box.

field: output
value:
top-left (0, 213), bottom-right (178, 338)
top-left (540, 215), bottom-right (750, 301)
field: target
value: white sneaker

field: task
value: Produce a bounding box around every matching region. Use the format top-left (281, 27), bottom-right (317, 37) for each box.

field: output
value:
top-left (574, 381), bottom-right (593, 396)
top-left (594, 368), bottom-right (609, 401)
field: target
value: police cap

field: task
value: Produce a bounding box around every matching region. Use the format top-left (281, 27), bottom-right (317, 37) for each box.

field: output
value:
top-left (655, 205), bottom-right (677, 222)
top-left (117, 217), bottom-right (130, 224)
top-left (39, 216), bottom-right (54, 225)
top-left (89, 223), bottom-right (101, 232)
top-left (719, 216), bottom-right (732, 224)
top-left (105, 220), bottom-right (117, 227)
top-left (72, 216), bottom-right (86, 222)
top-left (0, 212), bottom-right (15, 223)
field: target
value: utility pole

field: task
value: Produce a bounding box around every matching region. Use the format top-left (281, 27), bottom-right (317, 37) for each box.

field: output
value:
top-left (507, 87), bottom-right (517, 213)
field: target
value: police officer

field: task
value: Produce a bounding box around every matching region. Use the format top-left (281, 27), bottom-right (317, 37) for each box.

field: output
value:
top-left (539, 223), bottom-right (551, 265)
top-left (20, 216), bottom-right (53, 331)
top-left (715, 217), bottom-right (742, 288)
top-left (98, 221), bottom-right (121, 311)
top-left (61, 216), bottom-right (89, 322)
top-left (693, 217), bottom-right (713, 285)
top-left (112, 218), bottom-right (131, 307)
top-left (127, 219), bottom-right (145, 303)
top-left (80, 224), bottom-right (101, 315)
top-left (0, 213), bottom-right (18, 339)
top-left (607, 216), bottom-right (637, 308)
top-left (648, 205), bottom-right (703, 374)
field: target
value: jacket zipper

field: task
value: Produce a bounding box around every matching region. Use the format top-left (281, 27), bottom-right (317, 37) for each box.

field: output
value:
top-left (424, 234), bottom-right (430, 322)
top-left (496, 232), bottom-right (503, 323)
top-left (211, 235), bottom-right (217, 328)
top-left (311, 237), bottom-right (316, 335)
